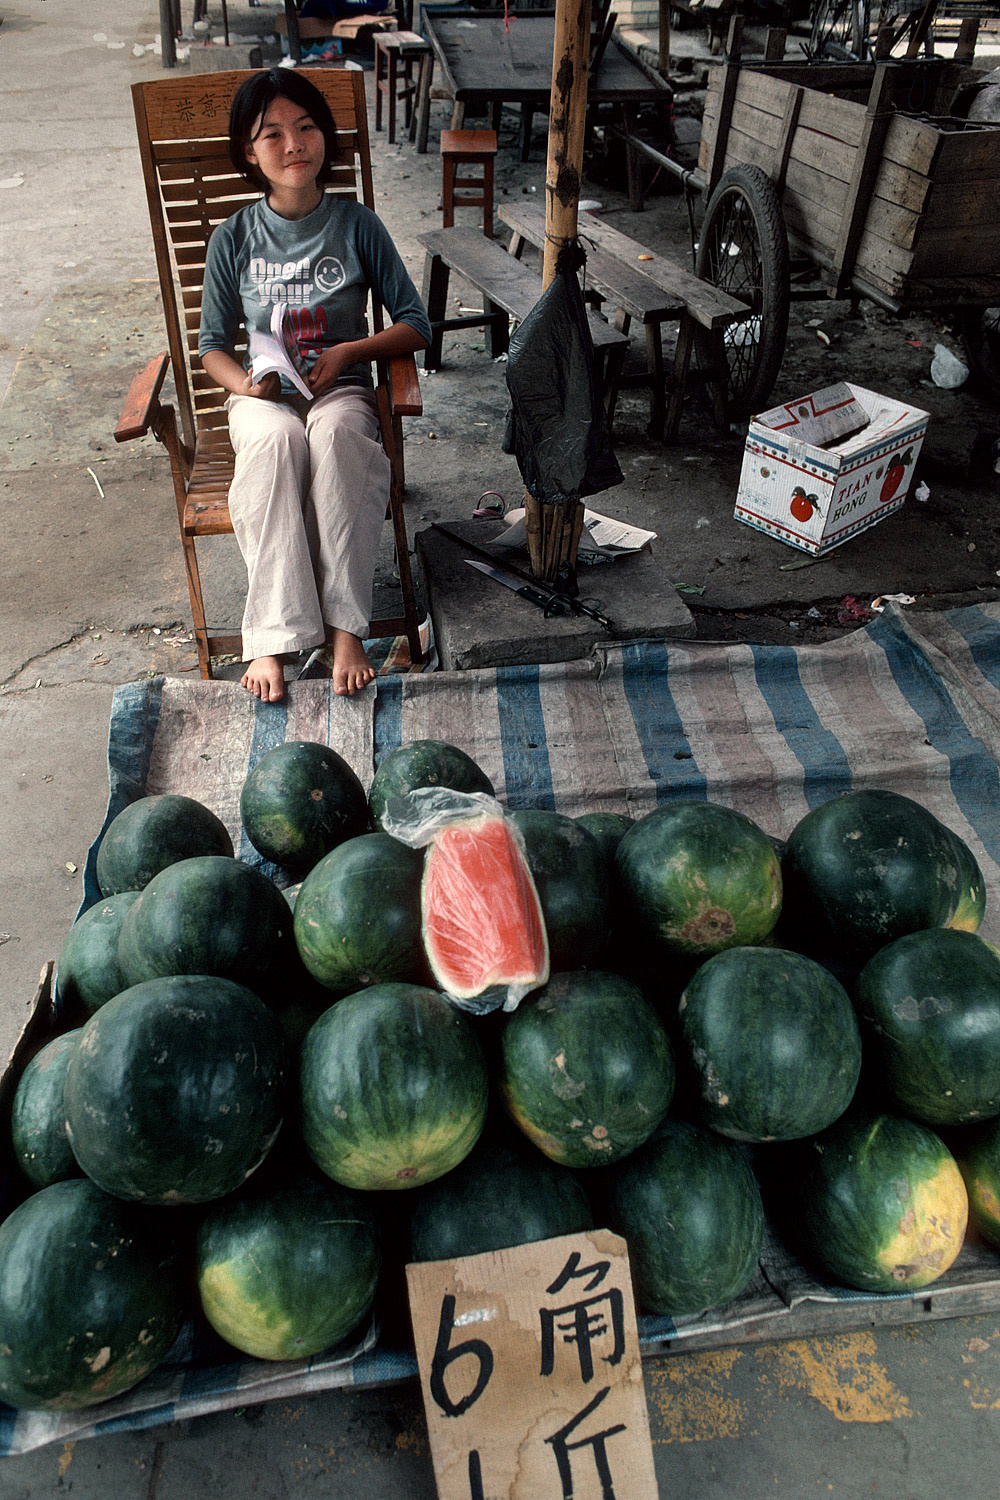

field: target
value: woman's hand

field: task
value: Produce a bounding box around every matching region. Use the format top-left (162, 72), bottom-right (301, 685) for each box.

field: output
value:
top-left (241, 370), bottom-right (282, 401)
top-left (307, 343), bottom-right (354, 398)
top-left (200, 349), bottom-right (281, 401)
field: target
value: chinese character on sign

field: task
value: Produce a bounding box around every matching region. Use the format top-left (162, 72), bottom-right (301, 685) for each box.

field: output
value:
top-left (408, 1230), bottom-right (658, 1500)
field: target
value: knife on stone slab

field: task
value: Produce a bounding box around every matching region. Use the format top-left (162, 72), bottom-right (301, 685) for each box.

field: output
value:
top-left (465, 559), bottom-right (574, 616)
top-left (432, 522), bottom-right (616, 633)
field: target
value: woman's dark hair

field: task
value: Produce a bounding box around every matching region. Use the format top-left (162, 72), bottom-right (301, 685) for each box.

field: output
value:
top-left (228, 69), bottom-right (338, 189)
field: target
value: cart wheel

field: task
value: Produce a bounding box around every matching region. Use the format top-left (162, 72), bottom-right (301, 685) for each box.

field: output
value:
top-left (695, 164), bottom-right (790, 423)
top-left (961, 306), bottom-right (1000, 404)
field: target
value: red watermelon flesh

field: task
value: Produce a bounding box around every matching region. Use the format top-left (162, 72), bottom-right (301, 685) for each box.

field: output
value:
top-left (421, 812), bottom-right (549, 1008)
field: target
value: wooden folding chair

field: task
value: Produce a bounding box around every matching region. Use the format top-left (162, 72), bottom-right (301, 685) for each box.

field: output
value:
top-left (115, 69), bottom-right (425, 678)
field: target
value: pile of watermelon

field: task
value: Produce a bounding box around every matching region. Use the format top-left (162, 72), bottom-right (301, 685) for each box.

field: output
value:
top-left (3, 735), bottom-right (1000, 1415)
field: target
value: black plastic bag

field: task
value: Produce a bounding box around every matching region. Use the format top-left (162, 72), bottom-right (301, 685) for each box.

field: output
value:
top-left (503, 241), bottom-right (623, 505)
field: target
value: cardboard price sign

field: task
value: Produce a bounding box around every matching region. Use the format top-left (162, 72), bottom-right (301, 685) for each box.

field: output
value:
top-left (407, 1229), bottom-right (658, 1500)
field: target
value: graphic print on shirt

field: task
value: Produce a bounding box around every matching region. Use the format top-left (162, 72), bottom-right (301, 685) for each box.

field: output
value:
top-left (248, 253), bottom-right (346, 361)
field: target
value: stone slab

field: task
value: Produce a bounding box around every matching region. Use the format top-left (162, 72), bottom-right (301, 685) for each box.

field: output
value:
top-left (415, 516), bottom-right (695, 670)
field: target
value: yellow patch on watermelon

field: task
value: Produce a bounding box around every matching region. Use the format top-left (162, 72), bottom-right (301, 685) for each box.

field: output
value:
top-left (199, 1262), bottom-right (298, 1361)
top-left (970, 1177), bottom-right (1000, 1240)
top-left (877, 1158), bottom-right (968, 1288)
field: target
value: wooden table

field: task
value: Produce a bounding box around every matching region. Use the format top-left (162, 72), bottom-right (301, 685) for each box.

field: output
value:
top-left (416, 7), bottom-right (671, 172)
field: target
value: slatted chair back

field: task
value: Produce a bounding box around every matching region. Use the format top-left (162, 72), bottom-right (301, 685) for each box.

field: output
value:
top-left (131, 68), bottom-right (378, 458)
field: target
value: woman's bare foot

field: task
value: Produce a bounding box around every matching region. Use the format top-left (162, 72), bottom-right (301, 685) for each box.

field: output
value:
top-left (330, 628), bottom-right (376, 696)
top-left (241, 654), bottom-right (287, 703)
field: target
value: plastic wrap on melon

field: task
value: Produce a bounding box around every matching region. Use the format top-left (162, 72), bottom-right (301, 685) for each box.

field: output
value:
top-left (380, 789), bottom-right (549, 1014)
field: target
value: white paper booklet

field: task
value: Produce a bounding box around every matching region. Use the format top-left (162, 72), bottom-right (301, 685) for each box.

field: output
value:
top-left (492, 506), bottom-right (656, 561)
top-left (248, 304), bottom-right (313, 400)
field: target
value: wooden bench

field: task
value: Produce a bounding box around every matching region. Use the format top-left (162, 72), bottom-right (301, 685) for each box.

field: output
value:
top-left (417, 226), bottom-right (630, 410)
top-left (499, 201), bottom-right (747, 440)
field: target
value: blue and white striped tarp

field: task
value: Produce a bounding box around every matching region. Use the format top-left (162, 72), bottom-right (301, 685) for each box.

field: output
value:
top-left (6, 602), bottom-right (996, 1455)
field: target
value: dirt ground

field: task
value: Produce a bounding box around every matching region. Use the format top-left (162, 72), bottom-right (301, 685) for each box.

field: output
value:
top-left (418, 72), bottom-right (1000, 646)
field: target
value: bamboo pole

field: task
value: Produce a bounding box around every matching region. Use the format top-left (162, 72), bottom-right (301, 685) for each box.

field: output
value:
top-left (658, 0), bottom-right (670, 77)
top-left (542, 0), bottom-right (593, 291)
top-left (526, 0), bottom-right (593, 581)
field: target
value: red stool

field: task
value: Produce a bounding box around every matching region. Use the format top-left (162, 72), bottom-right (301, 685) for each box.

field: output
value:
top-left (374, 30), bottom-right (432, 145)
top-left (440, 128), bottom-right (498, 239)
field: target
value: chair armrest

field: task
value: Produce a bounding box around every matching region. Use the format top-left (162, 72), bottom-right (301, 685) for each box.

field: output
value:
top-left (115, 353), bottom-right (170, 442)
top-left (386, 352), bottom-right (422, 418)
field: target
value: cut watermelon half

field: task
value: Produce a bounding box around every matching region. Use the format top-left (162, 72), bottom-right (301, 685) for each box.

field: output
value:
top-left (421, 811), bottom-right (550, 1013)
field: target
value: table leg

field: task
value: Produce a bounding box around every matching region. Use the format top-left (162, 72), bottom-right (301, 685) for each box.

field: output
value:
top-left (664, 314), bottom-right (697, 444)
top-left (519, 104), bottom-right (533, 162)
top-left (283, 0), bottom-right (302, 63)
top-left (421, 251), bottom-right (450, 370)
top-left (646, 318), bottom-right (667, 439)
top-left (412, 54), bottom-right (433, 152)
top-left (485, 298), bottom-right (509, 358)
top-left (388, 53), bottom-right (399, 145)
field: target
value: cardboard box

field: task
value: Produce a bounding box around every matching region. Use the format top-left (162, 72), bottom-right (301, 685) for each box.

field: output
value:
top-left (735, 382), bottom-right (929, 556)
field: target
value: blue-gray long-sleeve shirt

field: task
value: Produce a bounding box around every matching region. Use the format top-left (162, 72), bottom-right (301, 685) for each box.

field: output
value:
top-left (199, 193), bottom-right (431, 392)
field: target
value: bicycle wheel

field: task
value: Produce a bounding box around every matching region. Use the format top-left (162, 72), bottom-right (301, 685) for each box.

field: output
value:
top-left (695, 164), bottom-right (790, 422)
top-left (808, 0), bottom-right (872, 62)
top-left (961, 305), bottom-right (1000, 404)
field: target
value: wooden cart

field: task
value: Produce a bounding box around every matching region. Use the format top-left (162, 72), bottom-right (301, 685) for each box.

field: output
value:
top-left (629, 19), bottom-right (1000, 416)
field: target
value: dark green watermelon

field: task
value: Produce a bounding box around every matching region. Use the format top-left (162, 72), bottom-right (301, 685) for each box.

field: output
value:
top-left (943, 824), bottom-right (987, 933)
top-left (64, 974), bottom-right (288, 1204)
top-left (55, 891), bottom-right (141, 1015)
top-left (300, 982), bottom-right (489, 1190)
top-left (196, 1167), bottom-right (380, 1360)
top-left (856, 928), bottom-right (1000, 1127)
top-left (240, 740), bottom-right (369, 869)
top-left (958, 1116), bottom-right (1000, 1249)
top-left (575, 812), bottom-right (634, 865)
top-left (677, 946), bottom-right (861, 1142)
top-left (604, 1117), bottom-right (764, 1316)
top-left (499, 969), bottom-right (675, 1168)
top-left (369, 740), bottom-right (495, 831)
top-left (780, 789), bottom-right (970, 963)
top-left (790, 1110), bottom-right (968, 1293)
top-left (95, 793), bottom-right (233, 896)
top-left (116, 855), bottom-right (292, 992)
top-left (0, 1178), bottom-right (185, 1410)
top-left (293, 832), bottom-right (426, 993)
top-left (615, 801), bottom-right (782, 958)
top-left (408, 1137), bottom-right (593, 1262)
top-left (9, 1030), bottom-right (83, 1188)
top-left (509, 810), bottom-right (611, 970)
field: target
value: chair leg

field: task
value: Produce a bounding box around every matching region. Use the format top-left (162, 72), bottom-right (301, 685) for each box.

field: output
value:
top-left (158, 404), bottom-right (217, 680)
top-left (375, 383), bottom-right (424, 665)
top-left (181, 531), bottom-right (215, 680)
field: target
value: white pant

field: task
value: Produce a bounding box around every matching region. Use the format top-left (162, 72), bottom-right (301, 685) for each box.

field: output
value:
top-left (225, 385), bottom-right (391, 660)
